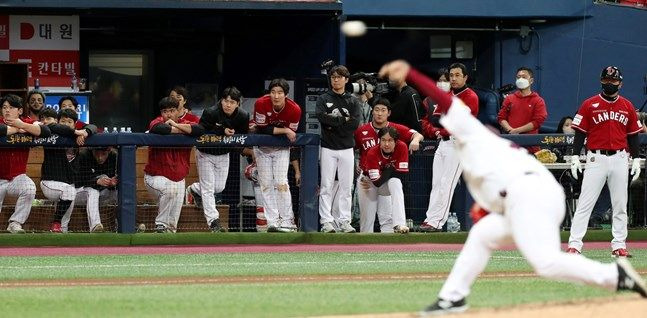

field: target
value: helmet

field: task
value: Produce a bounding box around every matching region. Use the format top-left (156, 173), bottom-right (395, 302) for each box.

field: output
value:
top-left (244, 163), bottom-right (258, 183)
top-left (600, 66), bottom-right (622, 81)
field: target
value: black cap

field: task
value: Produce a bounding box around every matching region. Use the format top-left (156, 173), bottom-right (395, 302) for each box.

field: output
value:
top-left (600, 66), bottom-right (623, 81)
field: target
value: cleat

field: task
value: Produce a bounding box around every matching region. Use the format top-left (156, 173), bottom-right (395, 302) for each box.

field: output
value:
top-left (419, 222), bottom-right (442, 233)
top-left (50, 222), bottom-right (62, 233)
top-left (566, 247), bottom-right (581, 254)
top-left (612, 248), bottom-right (632, 258)
top-left (186, 186), bottom-right (203, 209)
top-left (209, 219), bottom-right (224, 232)
top-left (394, 225), bottom-right (410, 234)
top-left (7, 221), bottom-right (25, 234)
top-left (267, 224), bottom-right (280, 232)
top-left (90, 224), bottom-right (104, 233)
top-left (155, 224), bottom-right (168, 233)
top-left (339, 221), bottom-right (356, 233)
top-left (420, 298), bottom-right (468, 316)
top-left (277, 226), bottom-right (297, 233)
top-left (320, 222), bottom-right (336, 233)
top-left (616, 258), bottom-right (647, 297)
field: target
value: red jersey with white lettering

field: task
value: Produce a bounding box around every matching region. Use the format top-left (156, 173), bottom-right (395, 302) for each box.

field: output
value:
top-left (0, 116), bottom-right (35, 180)
top-left (253, 95), bottom-right (301, 132)
top-left (180, 111), bottom-right (200, 124)
top-left (354, 122), bottom-right (415, 172)
top-left (365, 140), bottom-right (409, 181)
top-left (433, 87), bottom-right (478, 137)
top-left (572, 94), bottom-right (642, 150)
top-left (144, 116), bottom-right (194, 182)
top-left (75, 120), bottom-right (87, 130)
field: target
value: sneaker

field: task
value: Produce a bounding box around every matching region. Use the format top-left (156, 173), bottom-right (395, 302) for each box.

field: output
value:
top-left (50, 222), bottom-right (62, 233)
top-left (267, 224), bottom-right (280, 232)
top-left (616, 258), bottom-right (647, 297)
top-left (210, 219), bottom-right (224, 232)
top-left (90, 224), bottom-right (104, 233)
top-left (394, 224), bottom-right (410, 234)
top-left (420, 298), bottom-right (468, 316)
top-left (612, 248), bottom-right (632, 258)
top-left (155, 224), bottom-right (168, 233)
top-left (566, 247), bottom-right (581, 254)
top-left (419, 222), bottom-right (441, 233)
top-left (7, 221), bottom-right (25, 234)
top-left (186, 186), bottom-right (203, 209)
top-left (320, 222), bottom-right (336, 233)
top-left (339, 221), bottom-right (356, 233)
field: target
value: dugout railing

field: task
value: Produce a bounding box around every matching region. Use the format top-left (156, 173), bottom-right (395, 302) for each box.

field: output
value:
top-left (0, 133), bottom-right (320, 233)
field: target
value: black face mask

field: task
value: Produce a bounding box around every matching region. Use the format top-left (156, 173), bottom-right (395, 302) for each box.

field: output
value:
top-left (601, 83), bottom-right (619, 95)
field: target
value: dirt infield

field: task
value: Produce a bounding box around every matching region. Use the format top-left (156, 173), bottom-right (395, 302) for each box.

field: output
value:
top-left (313, 296), bottom-right (647, 318)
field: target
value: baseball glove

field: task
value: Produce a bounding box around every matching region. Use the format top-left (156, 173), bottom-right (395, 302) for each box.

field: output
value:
top-left (534, 149), bottom-right (557, 163)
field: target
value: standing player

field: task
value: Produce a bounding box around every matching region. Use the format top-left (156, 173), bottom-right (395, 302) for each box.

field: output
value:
top-left (361, 126), bottom-right (411, 234)
top-left (0, 94), bottom-right (51, 233)
top-left (378, 60), bottom-right (647, 315)
top-left (187, 86), bottom-right (249, 232)
top-left (316, 65), bottom-right (361, 233)
top-left (253, 78), bottom-right (301, 232)
top-left (58, 96), bottom-right (88, 129)
top-left (170, 86), bottom-right (200, 124)
top-left (23, 90), bottom-right (46, 121)
top-left (566, 66), bottom-right (642, 257)
top-left (144, 97), bottom-right (204, 233)
top-left (354, 98), bottom-right (423, 232)
top-left (420, 63), bottom-right (479, 232)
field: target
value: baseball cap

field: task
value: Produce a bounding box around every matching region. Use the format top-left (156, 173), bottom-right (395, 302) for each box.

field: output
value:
top-left (600, 66), bottom-right (623, 81)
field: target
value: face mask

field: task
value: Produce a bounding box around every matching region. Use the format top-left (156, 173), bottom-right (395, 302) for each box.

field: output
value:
top-left (601, 83), bottom-right (619, 95)
top-left (436, 82), bottom-right (451, 92)
top-left (515, 78), bottom-right (530, 90)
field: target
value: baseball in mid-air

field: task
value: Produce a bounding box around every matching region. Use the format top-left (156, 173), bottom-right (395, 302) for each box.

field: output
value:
top-left (341, 20), bottom-right (367, 37)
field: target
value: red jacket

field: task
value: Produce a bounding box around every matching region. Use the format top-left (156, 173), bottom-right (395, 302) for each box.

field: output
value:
top-left (497, 91), bottom-right (547, 134)
top-left (143, 117), bottom-right (193, 182)
top-left (0, 116), bottom-right (35, 180)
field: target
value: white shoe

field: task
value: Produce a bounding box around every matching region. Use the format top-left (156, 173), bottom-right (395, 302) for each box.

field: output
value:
top-left (320, 222), bottom-right (336, 233)
top-left (91, 224), bottom-right (104, 233)
top-left (339, 221), bottom-right (356, 233)
top-left (7, 221), bottom-right (25, 234)
top-left (394, 225), bottom-right (409, 234)
top-left (267, 224), bottom-right (280, 232)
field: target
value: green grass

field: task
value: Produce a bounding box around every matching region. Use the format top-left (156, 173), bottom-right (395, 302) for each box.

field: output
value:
top-left (1, 229), bottom-right (647, 246)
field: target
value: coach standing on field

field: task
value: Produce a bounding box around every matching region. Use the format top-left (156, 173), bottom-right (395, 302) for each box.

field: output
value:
top-left (316, 65), bottom-right (361, 233)
top-left (566, 66), bottom-right (642, 258)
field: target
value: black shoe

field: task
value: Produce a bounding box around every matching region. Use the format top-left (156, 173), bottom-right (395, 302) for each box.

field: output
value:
top-left (420, 298), bottom-right (468, 316)
top-left (155, 224), bottom-right (167, 233)
top-left (189, 187), bottom-right (203, 209)
top-left (210, 219), bottom-right (224, 232)
top-left (617, 258), bottom-right (647, 297)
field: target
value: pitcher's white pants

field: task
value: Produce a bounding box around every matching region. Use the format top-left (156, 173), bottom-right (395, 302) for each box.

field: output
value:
top-left (424, 139), bottom-right (462, 228)
top-left (145, 174), bottom-right (185, 232)
top-left (192, 150), bottom-right (229, 224)
top-left (319, 147), bottom-right (354, 225)
top-left (0, 174), bottom-right (35, 224)
top-left (569, 150), bottom-right (629, 251)
top-left (358, 175), bottom-right (406, 233)
top-left (438, 173), bottom-right (619, 301)
top-left (253, 147), bottom-right (293, 227)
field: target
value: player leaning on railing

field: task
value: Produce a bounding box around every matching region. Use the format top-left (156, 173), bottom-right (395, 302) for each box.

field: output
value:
top-left (0, 94), bottom-right (51, 234)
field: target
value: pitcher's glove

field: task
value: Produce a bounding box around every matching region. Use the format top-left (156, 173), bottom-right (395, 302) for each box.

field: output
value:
top-left (534, 149), bottom-right (557, 164)
top-left (469, 203), bottom-right (489, 225)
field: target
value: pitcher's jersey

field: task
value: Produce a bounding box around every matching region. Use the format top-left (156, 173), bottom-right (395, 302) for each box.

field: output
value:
top-left (354, 122), bottom-right (415, 172)
top-left (572, 94), bottom-right (641, 150)
top-left (365, 140), bottom-right (409, 181)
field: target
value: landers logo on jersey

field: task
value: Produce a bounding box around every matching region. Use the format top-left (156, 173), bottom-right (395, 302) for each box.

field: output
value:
top-left (361, 139), bottom-right (377, 151)
top-left (591, 110), bottom-right (629, 126)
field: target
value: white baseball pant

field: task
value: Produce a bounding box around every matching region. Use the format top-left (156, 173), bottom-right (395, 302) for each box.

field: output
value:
top-left (253, 147), bottom-right (294, 227)
top-left (319, 147), bottom-right (354, 225)
top-left (0, 174), bottom-right (36, 224)
top-left (60, 187), bottom-right (116, 232)
top-left (144, 174), bottom-right (185, 232)
top-left (424, 139), bottom-right (462, 228)
top-left (569, 150), bottom-right (629, 251)
top-left (439, 173), bottom-right (619, 301)
top-left (358, 175), bottom-right (406, 232)
top-left (192, 150), bottom-right (229, 224)
top-left (41, 180), bottom-right (77, 224)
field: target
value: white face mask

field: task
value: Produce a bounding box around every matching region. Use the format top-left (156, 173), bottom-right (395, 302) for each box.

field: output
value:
top-left (437, 81), bottom-right (451, 92)
top-left (516, 78), bottom-right (530, 90)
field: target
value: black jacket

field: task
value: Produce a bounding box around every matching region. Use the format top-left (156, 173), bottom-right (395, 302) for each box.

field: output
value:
top-left (389, 85), bottom-right (424, 133)
top-left (75, 149), bottom-right (117, 189)
top-left (197, 105), bottom-right (249, 156)
top-left (41, 123), bottom-right (97, 184)
top-left (315, 90), bottom-right (361, 149)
